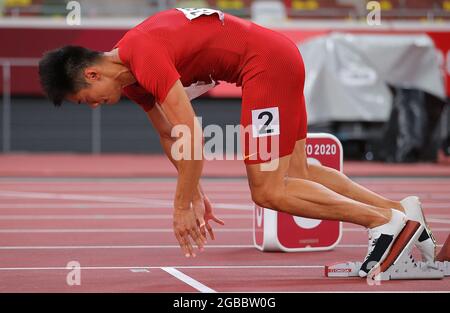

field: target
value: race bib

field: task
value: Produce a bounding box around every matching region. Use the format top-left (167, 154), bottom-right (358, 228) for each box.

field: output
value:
top-left (176, 8), bottom-right (224, 24)
top-left (183, 79), bottom-right (217, 100)
top-left (251, 107), bottom-right (280, 138)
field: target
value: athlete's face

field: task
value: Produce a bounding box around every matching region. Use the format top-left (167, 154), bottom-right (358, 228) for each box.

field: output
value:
top-left (68, 67), bottom-right (123, 108)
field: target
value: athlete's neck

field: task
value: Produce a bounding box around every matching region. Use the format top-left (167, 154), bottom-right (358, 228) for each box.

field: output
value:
top-left (102, 50), bottom-right (136, 88)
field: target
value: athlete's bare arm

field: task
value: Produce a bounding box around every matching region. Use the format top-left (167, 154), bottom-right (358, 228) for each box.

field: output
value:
top-left (158, 80), bottom-right (206, 257)
top-left (146, 102), bottom-right (223, 241)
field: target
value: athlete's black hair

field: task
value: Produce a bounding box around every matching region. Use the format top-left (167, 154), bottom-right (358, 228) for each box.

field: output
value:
top-left (38, 46), bottom-right (102, 106)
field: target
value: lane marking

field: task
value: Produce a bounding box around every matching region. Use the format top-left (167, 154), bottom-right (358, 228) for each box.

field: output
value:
top-left (0, 190), bottom-right (252, 211)
top-left (338, 244), bottom-right (443, 248)
top-left (343, 227), bottom-right (450, 232)
top-left (161, 267), bottom-right (216, 293)
top-left (0, 204), bottom-right (152, 209)
top-left (0, 228), bottom-right (253, 233)
top-left (0, 202), bottom-right (448, 210)
top-left (0, 214), bottom-right (444, 221)
top-left (0, 244), bottom-right (441, 250)
top-left (0, 214), bottom-right (252, 220)
top-left (0, 244), bottom-right (255, 250)
top-left (0, 227), bottom-right (448, 234)
top-left (0, 178), bottom-right (248, 183)
top-left (427, 218), bottom-right (450, 224)
top-left (0, 265), bottom-right (323, 271)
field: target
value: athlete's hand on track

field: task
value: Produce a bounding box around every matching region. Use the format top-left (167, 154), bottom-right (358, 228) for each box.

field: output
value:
top-left (202, 194), bottom-right (225, 240)
top-left (192, 192), bottom-right (225, 241)
top-left (192, 197), bottom-right (208, 239)
top-left (173, 207), bottom-right (206, 258)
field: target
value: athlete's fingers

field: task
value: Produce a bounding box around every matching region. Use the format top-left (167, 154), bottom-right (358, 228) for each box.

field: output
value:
top-left (199, 223), bottom-right (207, 241)
top-left (187, 236), bottom-right (196, 257)
top-left (211, 215), bottom-right (225, 226)
top-left (206, 222), bottom-right (215, 241)
top-left (199, 221), bottom-right (207, 243)
top-left (174, 230), bottom-right (191, 257)
top-left (189, 227), bottom-right (205, 251)
top-left (196, 217), bottom-right (207, 240)
top-left (182, 232), bottom-right (195, 257)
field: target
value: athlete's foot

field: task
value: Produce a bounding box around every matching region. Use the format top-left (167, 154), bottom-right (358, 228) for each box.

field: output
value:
top-left (359, 209), bottom-right (407, 277)
top-left (400, 196), bottom-right (436, 262)
top-left (436, 234), bottom-right (450, 262)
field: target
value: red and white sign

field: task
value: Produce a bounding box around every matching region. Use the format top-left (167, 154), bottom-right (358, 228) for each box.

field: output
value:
top-left (254, 133), bottom-right (343, 252)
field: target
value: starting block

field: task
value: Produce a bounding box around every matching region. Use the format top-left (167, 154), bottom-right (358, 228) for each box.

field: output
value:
top-left (253, 133), bottom-right (343, 252)
top-left (325, 221), bottom-right (448, 280)
top-left (325, 260), bottom-right (449, 280)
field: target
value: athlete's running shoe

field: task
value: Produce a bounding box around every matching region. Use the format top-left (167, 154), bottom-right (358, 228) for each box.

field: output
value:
top-left (359, 209), bottom-right (407, 277)
top-left (400, 196), bottom-right (436, 262)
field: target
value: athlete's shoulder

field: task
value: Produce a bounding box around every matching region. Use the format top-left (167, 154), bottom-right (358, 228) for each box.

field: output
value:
top-left (133, 8), bottom-right (187, 29)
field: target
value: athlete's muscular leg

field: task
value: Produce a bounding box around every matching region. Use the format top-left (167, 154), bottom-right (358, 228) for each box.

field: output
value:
top-left (288, 139), bottom-right (405, 212)
top-left (246, 155), bottom-right (393, 228)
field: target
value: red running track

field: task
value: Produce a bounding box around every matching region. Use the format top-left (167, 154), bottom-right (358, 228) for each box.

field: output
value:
top-left (0, 175), bottom-right (449, 292)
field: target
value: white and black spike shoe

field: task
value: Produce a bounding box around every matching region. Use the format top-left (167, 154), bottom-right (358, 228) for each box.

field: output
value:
top-left (359, 209), bottom-right (407, 277)
top-left (400, 196), bottom-right (436, 262)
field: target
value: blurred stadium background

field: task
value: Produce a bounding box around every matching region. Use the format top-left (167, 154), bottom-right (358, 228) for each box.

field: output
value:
top-left (0, 0), bottom-right (449, 162)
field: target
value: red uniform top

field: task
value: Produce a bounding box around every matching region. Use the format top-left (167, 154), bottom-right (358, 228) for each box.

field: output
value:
top-left (114, 8), bottom-right (307, 164)
top-left (114, 8), bottom-right (253, 111)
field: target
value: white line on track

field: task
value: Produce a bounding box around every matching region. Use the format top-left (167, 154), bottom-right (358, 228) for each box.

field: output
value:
top-left (0, 190), bottom-right (252, 211)
top-left (161, 267), bottom-right (216, 293)
top-left (338, 244), bottom-right (444, 248)
top-left (0, 203), bottom-right (425, 209)
top-left (0, 204), bottom-right (152, 209)
top-left (0, 179), bottom-right (248, 185)
top-left (0, 244), bottom-right (255, 250)
top-left (0, 192), bottom-right (252, 201)
top-left (0, 227), bottom-right (448, 234)
top-left (0, 228), bottom-right (253, 233)
top-left (0, 265), bottom-right (323, 271)
top-left (0, 244), bottom-right (442, 250)
top-left (343, 227), bottom-right (450, 232)
top-left (427, 218), bottom-right (450, 224)
top-left (0, 200), bottom-right (448, 209)
top-left (0, 214), bottom-right (252, 220)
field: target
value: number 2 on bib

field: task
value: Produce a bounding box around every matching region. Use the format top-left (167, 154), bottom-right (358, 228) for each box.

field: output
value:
top-left (251, 107), bottom-right (280, 138)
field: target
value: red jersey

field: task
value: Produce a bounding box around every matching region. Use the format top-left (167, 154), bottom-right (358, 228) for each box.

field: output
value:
top-left (115, 8), bottom-right (307, 165)
top-left (115, 8), bottom-right (254, 111)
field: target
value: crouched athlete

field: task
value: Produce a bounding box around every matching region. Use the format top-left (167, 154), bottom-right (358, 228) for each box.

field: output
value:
top-left (38, 8), bottom-right (438, 277)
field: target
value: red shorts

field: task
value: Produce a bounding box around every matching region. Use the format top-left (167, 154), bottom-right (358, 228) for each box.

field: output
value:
top-left (240, 25), bottom-right (307, 165)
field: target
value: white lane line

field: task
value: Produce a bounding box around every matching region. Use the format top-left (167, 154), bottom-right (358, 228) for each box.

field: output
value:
top-left (1, 241), bottom-right (444, 251)
top-left (428, 214), bottom-right (450, 218)
top-left (0, 266), bottom-right (153, 271)
top-left (0, 204), bottom-right (152, 209)
top-left (0, 227), bottom-right (448, 234)
top-left (161, 267), bottom-right (216, 293)
top-left (1, 213), bottom-right (444, 221)
top-left (0, 202), bottom-right (448, 211)
top-left (427, 218), bottom-right (450, 224)
top-left (343, 228), bottom-right (450, 232)
top-left (338, 243), bottom-right (443, 248)
top-left (0, 265), bottom-right (323, 271)
top-left (0, 244), bottom-right (441, 250)
top-left (0, 190), bottom-right (252, 211)
top-left (0, 244), bottom-right (255, 250)
top-left (0, 214), bottom-right (252, 220)
top-left (0, 228), bottom-right (253, 233)
top-left (0, 192), bottom-right (251, 200)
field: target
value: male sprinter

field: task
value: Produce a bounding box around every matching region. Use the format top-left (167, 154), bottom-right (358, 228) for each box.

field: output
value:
top-left (38, 8), bottom-right (437, 277)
